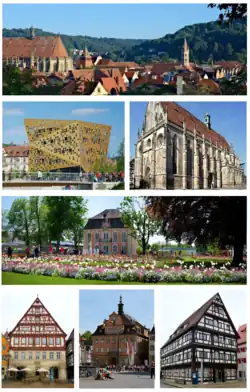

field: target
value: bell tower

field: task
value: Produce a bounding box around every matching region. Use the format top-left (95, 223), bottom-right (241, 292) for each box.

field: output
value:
top-left (118, 296), bottom-right (124, 315)
top-left (181, 38), bottom-right (189, 67)
top-left (83, 46), bottom-right (93, 68)
top-left (204, 113), bottom-right (211, 129)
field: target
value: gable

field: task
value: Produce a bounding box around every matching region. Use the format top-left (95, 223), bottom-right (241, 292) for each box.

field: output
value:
top-left (10, 297), bottom-right (66, 337)
top-left (143, 102), bottom-right (165, 135)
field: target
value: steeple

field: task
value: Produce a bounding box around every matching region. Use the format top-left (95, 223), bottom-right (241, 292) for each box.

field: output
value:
top-left (29, 25), bottom-right (35, 40)
top-left (118, 296), bottom-right (124, 315)
top-left (83, 46), bottom-right (93, 68)
top-left (204, 112), bottom-right (211, 129)
top-left (182, 37), bottom-right (189, 67)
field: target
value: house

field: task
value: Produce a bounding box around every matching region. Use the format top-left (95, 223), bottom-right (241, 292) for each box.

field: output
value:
top-left (161, 293), bottom-right (239, 384)
top-left (8, 296), bottom-right (67, 380)
top-left (92, 296), bottom-right (149, 366)
top-left (83, 209), bottom-right (137, 256)
top-left (237, 324), bottom-right (247, 380)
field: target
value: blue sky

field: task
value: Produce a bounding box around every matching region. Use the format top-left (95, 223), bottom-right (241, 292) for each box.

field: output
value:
top-left (79, 290), bottom-right (154, 333)
top-left (3, 4), bottom-right (220, 39)
top-left (130, 102), bottom-right (247, 168)
top-left (2, 196), bottom-right (124, 216)
top-left (3, 102), bottom-right (124, 156)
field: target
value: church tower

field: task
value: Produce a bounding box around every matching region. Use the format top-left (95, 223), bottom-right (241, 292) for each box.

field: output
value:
top-left (204, 113), bottom-right (211, 129)
top-left (83, 46), bottom-right (93, 68)
top-left (181, 38), bottom-right (190, 67)
top-left (118, 296), bottom-right (124, 315)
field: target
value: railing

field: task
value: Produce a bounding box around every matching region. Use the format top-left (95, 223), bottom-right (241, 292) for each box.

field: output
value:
top-left (2, 171), bottom-right (124, 183)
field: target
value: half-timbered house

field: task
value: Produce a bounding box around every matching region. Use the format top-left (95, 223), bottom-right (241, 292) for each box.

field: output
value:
top-left (8, 296), bottom-right (67, 380)
top-left (161, 293), bottom-right (239, 384)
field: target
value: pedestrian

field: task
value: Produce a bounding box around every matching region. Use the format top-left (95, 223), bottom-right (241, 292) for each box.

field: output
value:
top-left (7, 246), bottom-right (13, 259)
top-left (49, 244), bottom-right (53, 255)
top-left (25, 247), bottom-right (30, 258)
top-left (34, 246), bottom-right (39, 258)
top-left (150, 361), bottom-right (155, 379)
top-left (60, 246), bottom-right (65, 255)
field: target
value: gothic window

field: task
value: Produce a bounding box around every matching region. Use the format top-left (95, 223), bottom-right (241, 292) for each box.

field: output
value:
top-left (157, 134), bottom-right (163, 147)
top-left (187, 140), bottom-right (192, 176)
top-left (172, 134), bottom-right (177, 175)
top-left (147, 139), bottom-right (151, 148)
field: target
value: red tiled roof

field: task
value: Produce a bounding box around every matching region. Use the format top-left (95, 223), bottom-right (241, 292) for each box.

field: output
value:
top-left (151, 63), bottom-right (179, 75)
top-left (215, 61), bottom-right (242, 69)
top-left (125, 71), bottom-right (136, 79)
top-left (3, 36), bottom-right (68, 59)
top-left (198, 79), bottom-right (220, 94)
top-left (237, 324), bottom-right (247, 345)
top-left (70, 69), bottom-right (94, 81)
top-left (160, 102), bottom-right (229, 148)
top-left (100, 77), bottom-right (120, 94)
top-left (4, 145), bottom-right (29, 157)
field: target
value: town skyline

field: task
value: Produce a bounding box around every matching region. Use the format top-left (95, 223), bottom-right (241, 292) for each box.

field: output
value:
top-left (3, 4), bottom-right (221, 40)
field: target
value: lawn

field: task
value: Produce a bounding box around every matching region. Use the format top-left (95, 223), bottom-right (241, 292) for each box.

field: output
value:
top-left (2, 272), bottom-right (246, 285)
top-left (2, 272), bottom-right (144, 285)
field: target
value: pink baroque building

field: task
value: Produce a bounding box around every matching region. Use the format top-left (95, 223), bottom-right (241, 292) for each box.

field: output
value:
top-left (83, 209), bottom-right (137, 256)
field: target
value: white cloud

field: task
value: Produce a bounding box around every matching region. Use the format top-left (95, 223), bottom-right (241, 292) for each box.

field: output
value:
top-left (71, 108), bottom-right (110, 116)
top-left (3, 108), bottom-right (24, 116)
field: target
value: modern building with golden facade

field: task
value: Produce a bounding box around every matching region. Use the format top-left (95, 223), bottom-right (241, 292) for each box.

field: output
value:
top-left (24, 118), bottom-right (111, 172)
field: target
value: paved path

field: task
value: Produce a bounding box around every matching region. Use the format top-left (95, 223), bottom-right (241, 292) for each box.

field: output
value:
top-left (80, 373), bottom-right (154, 389)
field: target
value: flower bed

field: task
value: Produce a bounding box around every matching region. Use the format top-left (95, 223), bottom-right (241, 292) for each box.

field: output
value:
top-left (1, 255), bottom-right (247, 284)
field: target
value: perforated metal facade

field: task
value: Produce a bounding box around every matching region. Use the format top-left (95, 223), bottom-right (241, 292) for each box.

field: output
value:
top-left (24, 119), bottom-right (111, 172)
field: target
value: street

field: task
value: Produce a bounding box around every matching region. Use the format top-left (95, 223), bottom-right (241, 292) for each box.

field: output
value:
top-left (161, 382), bottom-right (174, 388)
top-left (80, 373), bottom-right (155, 388)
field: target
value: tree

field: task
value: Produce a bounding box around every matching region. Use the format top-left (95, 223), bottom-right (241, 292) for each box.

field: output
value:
top-left (3, 66), bottom-right (34, 95)
top-left (66, 198), bottom-right (88, 247)
top-left (120, 197), bottom-right (161, 255)
top-left (116, 139), bottom-right (124, 172)
top-left (146, 196), bottom-right (246, 266)
top-left (150, 242), bottom-right (161, 253)
top-left (7, 198), bottom-right (31, 246)
top-left (220, 70), bottom-right (247, 95)
top-left (81, 330), bottom-right (92, 341)
top-left (208, 4), bottom-right (247, 24)
top-left (29, 197), bottom-right (48, 248)
top-left (43, 197), bottom-right (88, 250)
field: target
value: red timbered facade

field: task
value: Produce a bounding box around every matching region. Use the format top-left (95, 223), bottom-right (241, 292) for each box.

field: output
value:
top-left (9, 296), bottom-right (67, 380)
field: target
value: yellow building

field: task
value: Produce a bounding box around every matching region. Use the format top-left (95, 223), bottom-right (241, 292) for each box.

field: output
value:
top-left (2, 334), bottom-right (9, 379)
top-left (24, 119), bottom-right (111, 172)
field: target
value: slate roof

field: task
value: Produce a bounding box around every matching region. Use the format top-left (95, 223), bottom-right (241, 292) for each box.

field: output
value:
top-left (92, 312), bottom-right (147, 336)
top-left (3, 36), bottom-right (68, 59)
top-left (84, 209), bottom-right (125, 230)
top-left (160, 102), bottom-right (229, 148)
top-left (162, 293), bottom-right (239, 348)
